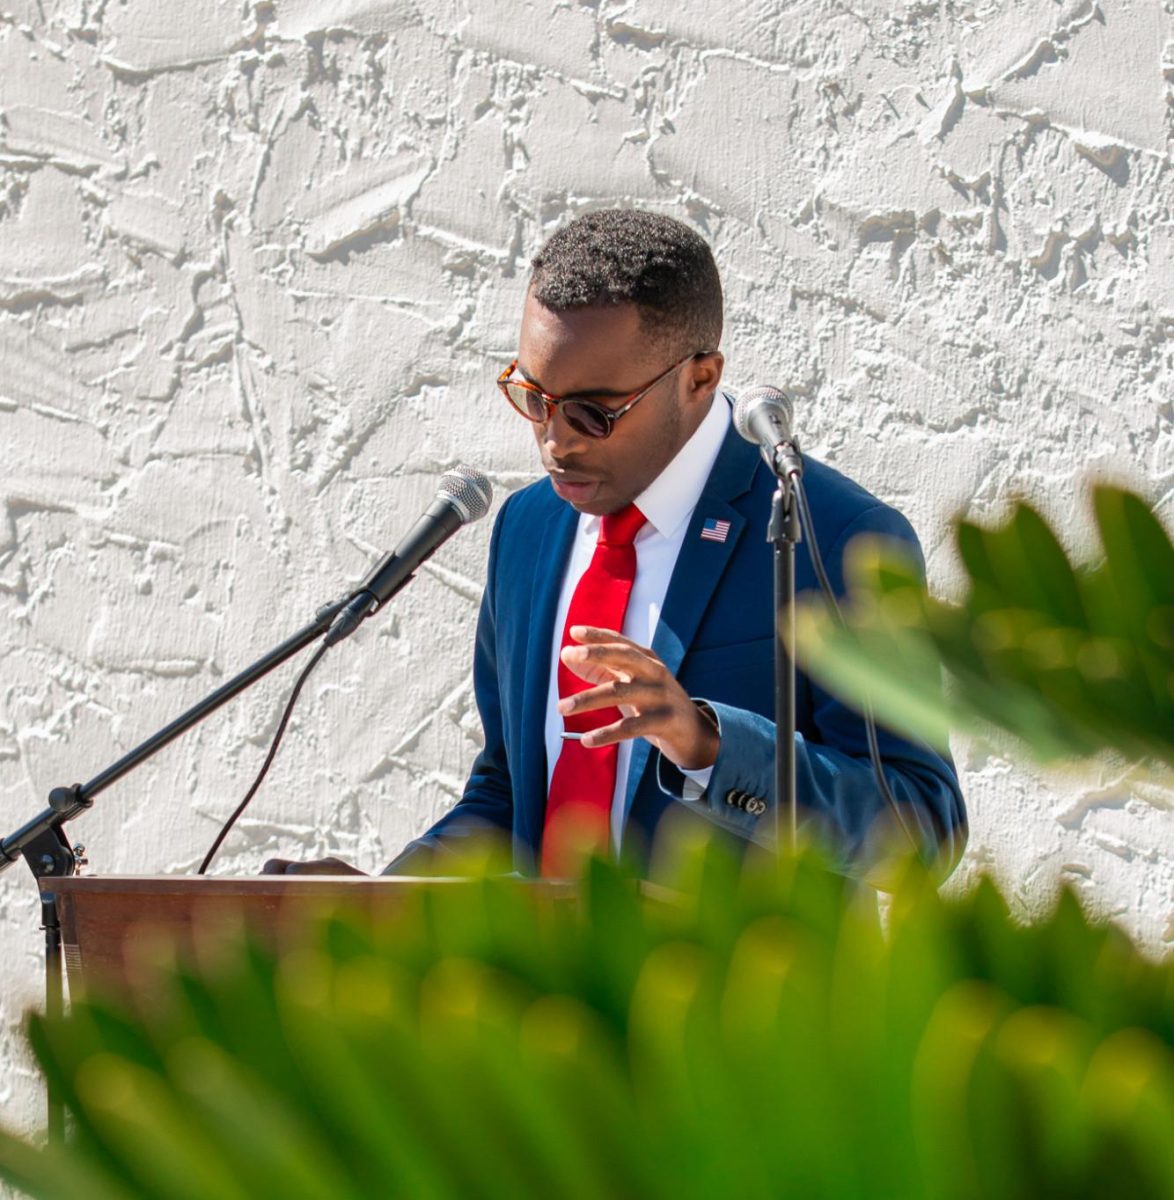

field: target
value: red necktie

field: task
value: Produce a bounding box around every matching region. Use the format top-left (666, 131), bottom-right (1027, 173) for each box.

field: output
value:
top-left (541, 503), bottom-right (646, 876)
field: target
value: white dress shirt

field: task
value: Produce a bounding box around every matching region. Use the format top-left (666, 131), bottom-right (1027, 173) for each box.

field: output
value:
top-left (543, 393), bottom-right (732, 849)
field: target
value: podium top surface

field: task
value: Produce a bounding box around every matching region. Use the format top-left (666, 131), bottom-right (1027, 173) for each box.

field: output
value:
top-left (45, 874), bottom-right (571, 896)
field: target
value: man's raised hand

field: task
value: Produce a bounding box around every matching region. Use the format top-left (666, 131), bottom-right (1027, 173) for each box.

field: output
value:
top-left (557, 625), bottom-right (719, 770)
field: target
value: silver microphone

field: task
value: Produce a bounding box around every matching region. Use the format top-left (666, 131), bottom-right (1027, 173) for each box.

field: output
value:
top-left (436, 465), bottom-right (493, 524)
top-left (325, 466), bottom-right (493, 646)
top-left (733, 387), bottom-right (802, 478)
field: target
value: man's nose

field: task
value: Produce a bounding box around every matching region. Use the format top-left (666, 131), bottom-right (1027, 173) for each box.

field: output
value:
top-left (539, 404), bottom-right (588, 456)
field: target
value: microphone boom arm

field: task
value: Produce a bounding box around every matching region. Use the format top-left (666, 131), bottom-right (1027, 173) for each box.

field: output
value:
top-left (2, 462), bottom-right (491, 1140)
top-left (0, 590), bottom-right (354, 1141)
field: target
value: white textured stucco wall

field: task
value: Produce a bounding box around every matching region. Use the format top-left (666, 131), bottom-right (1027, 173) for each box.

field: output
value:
top-left (1, 0), bottom-right (1170, 1133)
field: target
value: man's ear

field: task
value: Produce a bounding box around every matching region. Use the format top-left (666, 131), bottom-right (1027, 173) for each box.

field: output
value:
top-left (687, 350), bottom-right (724, 401)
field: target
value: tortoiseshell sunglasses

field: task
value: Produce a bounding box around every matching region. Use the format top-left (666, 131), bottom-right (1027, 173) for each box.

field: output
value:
top-left (497, 352), bottom-right (709, 440)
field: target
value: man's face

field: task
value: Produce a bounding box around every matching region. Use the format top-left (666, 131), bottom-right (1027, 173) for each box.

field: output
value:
top-left (515, 292), bottom-right (722, 516)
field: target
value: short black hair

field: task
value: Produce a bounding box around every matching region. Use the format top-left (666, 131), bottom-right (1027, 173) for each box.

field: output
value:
top-left (529, 209), bottom-right (723, 354)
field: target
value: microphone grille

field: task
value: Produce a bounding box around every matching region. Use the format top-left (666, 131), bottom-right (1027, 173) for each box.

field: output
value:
top-left (439, 465), bottom-right (493, 523)
top-left (733, 385), bottom-right (793, 443)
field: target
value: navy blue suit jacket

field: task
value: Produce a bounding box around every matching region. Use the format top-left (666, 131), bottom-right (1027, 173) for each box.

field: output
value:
top-left (387, 416), bottom-right (967, 878)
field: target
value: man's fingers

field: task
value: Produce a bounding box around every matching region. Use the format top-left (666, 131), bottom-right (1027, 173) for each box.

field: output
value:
top-left (566, 626), bottom-right (659, 660)
top-left (560, 677), bottom-right (644, 714)
top-left (559, 655), bottom-right (621, 688)
top-left (580, 709), bottom-right (672, 747)
top-left (567, 624), bottom-right (638, 647)
top-left (260, 856), bottom-right (366, 877)
top-left (560, 640), bottom-right (656, 677)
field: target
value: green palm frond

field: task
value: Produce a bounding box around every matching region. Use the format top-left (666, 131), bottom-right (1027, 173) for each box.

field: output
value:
top-left (795, 483), bottom-right (1174, 776)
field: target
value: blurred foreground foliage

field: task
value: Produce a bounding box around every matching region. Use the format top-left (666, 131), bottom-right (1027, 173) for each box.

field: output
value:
top-left (0, 836), bottom-right (1171, 1200)
top-left (796, 484), bottom-right (1174, 778)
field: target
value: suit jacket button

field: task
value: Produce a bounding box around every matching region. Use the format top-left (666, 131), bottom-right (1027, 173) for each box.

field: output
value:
top-left (725, 789), bottom-right (739, 807)
top-left (747, 798), bottom-right (766, 816)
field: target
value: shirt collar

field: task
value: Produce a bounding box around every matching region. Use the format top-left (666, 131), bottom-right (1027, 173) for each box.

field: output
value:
top-left (579, 391), bottom-right (732, 541)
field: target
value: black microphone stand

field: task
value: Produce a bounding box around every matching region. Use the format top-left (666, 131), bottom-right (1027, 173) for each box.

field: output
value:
top-left (0, 593), bottom-right (351, 1140)
top-left (767, 442), bottom-right (803, 854)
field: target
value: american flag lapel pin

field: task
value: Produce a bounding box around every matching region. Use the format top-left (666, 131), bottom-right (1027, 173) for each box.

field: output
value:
top-left (700, 517), bottom-right (731, 543)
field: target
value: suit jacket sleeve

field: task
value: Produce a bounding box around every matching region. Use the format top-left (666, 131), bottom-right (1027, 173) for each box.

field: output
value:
top-left (381, 499), bottom-right (515, 874)
top-left (657, 502), bottom-right (968, 879)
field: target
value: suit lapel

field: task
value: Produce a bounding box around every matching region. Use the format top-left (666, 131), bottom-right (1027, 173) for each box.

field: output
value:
top-left (623, 427), bottom-right (763, 817)
top-left (517, 491), bottom-right (578, 856)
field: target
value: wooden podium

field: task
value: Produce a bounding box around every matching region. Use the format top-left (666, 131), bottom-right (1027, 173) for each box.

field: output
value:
top-left (50, 874), bottom-right (577, 1004)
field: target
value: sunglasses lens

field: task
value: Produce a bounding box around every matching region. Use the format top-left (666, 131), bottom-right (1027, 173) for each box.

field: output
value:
top-left (501, 380), bottom-right (612, 439)
top-left (562, 401), bottom-right (611, 439)
top-left (503, 383), bottom-right (547, 423)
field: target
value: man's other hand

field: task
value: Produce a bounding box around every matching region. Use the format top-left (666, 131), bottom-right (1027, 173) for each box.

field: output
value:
top-left (261, 856), bottom-right (366, 876)
top-left (558, 625), bottom-right (720, 771)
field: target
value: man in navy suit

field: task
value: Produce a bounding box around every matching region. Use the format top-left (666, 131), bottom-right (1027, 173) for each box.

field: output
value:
top-left (268, 209), bottom-right (966, 879)
top-left (383, 210), bottom-right (966, 880)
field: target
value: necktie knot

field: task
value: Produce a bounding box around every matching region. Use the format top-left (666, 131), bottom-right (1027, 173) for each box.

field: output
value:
top-left (599, 503), bottom-right (646, 547)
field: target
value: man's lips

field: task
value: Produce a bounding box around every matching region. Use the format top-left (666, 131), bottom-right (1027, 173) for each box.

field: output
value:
top-left (548, 473), bottom-right (601, 502)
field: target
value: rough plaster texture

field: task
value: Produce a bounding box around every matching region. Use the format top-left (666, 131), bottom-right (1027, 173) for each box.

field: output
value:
top-left (0, 0), bottom-right (1170, 1133)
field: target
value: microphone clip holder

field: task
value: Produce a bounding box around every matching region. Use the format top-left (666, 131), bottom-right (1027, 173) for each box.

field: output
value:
top-left (766, 430), bottom-right (805, 487)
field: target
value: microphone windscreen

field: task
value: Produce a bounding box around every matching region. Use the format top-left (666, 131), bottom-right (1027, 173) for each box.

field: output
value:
top-left (439, 465), bottom-right (493, 523)
top-left (733, 386), bottom-right (794, 445)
